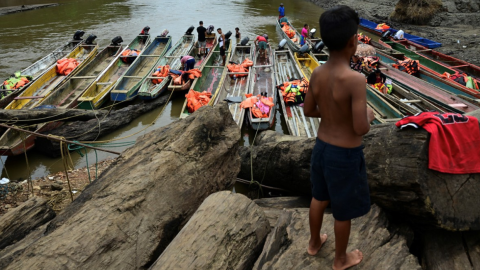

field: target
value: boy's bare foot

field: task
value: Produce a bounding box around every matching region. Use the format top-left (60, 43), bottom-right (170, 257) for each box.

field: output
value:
top-left (332, 249), bottom-right (363, 270)
top-left (307, 234), bottom-right (327, 256)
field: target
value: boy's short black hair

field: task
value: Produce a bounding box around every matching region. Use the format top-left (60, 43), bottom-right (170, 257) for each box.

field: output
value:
top-left (235, 27), bottom-right (239, 31)
top-left (304, 24), bottom-right (308, 27)
top-left (319, 6), bottom-right (359, 51)
top-left (199, 21), bottom-right (203, 25)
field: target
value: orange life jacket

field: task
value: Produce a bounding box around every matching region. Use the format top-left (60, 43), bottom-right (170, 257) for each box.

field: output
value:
top-left (376, 23), bottom-right (390, 32)
top-left (392, 59), bottom-right (420, 76)
top-left (241, 58), bottom-right (253, 68)
top-left (442, 72), bottom-right (480, 90)
top-left (363, 56), bottom-right (380, 69)
top-left (186, 89), bottom-right (212, 113)
top-left (281, 23), bottom-right (296, 39)
top-left (357, 33), bottom-right (372, 44)
top-left (56, 58), bottom-right (79, 75)
top-left (121, 49), bottom-right (141, 63)
top-left (151, 65), bottom-right (170, 84)
top-left (279, 78), bottom-right (309, 104)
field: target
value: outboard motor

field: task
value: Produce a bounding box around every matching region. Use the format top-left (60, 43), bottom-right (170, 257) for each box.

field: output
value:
top-left (277, 39), bottom-right (287, 50)
top-left (381, 30), bottom-right (392, 40)
top-left (206, 25), bottom-right (215, 35)
top-left (73, 30), bottom-right (85, 41)
top-left (185, 26), bottom-right (195, 35)
top-left (299, 44), bottom-right (310, 54)
top-left (141, 26), bottom-right (151, 35)
top-left (85, 34), bottom-right (97, 45)
top-left (240, 37), bottom-right (249, 46)
top-left (159, 29), bottom-right (169, 37)
top-left (313, 40), bottom-right (324, 53)
top-left (309, 28), bottom-right (317, 39)
top-left (110, 36), bottom-right (123, 46)
top-left (225, 31), bottom-right (232, 40)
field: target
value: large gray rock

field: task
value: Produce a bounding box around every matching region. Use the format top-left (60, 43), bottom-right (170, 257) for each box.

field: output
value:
top-left (0, 103), bottom-right (241, 270)
top-left (422, 229), bottom-right (480, 270)
top-left (254, 196), bottom-right (311, 228)
top-left (239, 122), bottom-right (480, 230)
top-left (253, 205), bottom-right (421, 270)
top-left (0, 197), bottom-right (55, 250)
top-left (150, 191), bottom-right (270, 270)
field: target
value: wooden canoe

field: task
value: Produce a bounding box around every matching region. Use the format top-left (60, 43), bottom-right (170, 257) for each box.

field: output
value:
top-left (110, 36), bottom-right (171, 102)
top-left (213, 43), bottom-right (255, 128)
top-left (247, 43), bottom-right (276, 131)
top-left (276, 17), bottom-right (303, 52)
top-left (4, 43), bottom-right (98, 111)
top-left (168, 33), bottom-right (217, 92)
top-left (179, 40), bottom-right (232, 119)
top-left (0, 37), bottom-right (83, 109)
top-left (275, 48), bottom-right (319, 138)
top-left (78, 34), bottom-right (151, 109)
top-left (137, 34), bottom-right (195, 100)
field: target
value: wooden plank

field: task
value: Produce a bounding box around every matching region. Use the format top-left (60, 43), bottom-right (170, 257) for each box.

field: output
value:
top-left (448, 103), bottom-right (468, 108)
top-left (71, 76), bottom-right (97, 79)
top-left (14, 96), bottom-right (45, 100)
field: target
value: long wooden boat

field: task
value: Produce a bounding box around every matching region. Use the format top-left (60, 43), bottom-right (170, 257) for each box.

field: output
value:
top-left (377, 59), bottom-right (479, 113)
top-left (0, 36), bottom-right (83, 108)
top-left (275, 49), bottom-right (320, 137)
top-left (297, 52), bottom-right (403, 123)
top-left (247, 43), bottom-right (276, 131)
top-left (359, 18), bottom-right (442, 49)
top-left (179, 41), bottom-right (232, 119)
top-left (110, 36), bottom-right (171, 101)
top-left (168, 33), bottom-right (217, 92)
top-left (137, 34), bottom-right (195, 99)
top-left (213, 42), bottom-right (254, 128)
top-left (276, 17), bottom-right (303, 52)
top-left (78, 34), bottom-right (151, 109)
top-left (376, 50), bottom-right (480, 101)
top-left (4, 43), bottom-right (98, 111)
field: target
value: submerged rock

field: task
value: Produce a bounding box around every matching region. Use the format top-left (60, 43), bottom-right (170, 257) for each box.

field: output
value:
top-left (0, 103), bottom-right (241, 269)
top-left (150, 191), bottom-right (270, 270)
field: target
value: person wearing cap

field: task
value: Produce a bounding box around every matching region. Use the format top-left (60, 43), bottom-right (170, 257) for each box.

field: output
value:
top-left (255, 35), bottom-right (268, 58)
top-left (278, 3), bottom-right (285, 19)
top-left (197, 21), bottom-right (207, 56)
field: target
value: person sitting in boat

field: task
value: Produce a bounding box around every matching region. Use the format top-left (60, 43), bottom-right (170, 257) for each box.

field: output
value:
top-left (217, 28), bottom-right (227, 66)
top-left (350, 55), bottom-right (364, 73)
top-left (367, 68), bottom-right (387, 93)
top-left (278, 3), bottom-right (285, 19)
top-left (255, 35), bottom-right (268, 58)
top-left (180, 55), bottom-right (196, 71)
top-left (301, 24), bottom-right (309, 46)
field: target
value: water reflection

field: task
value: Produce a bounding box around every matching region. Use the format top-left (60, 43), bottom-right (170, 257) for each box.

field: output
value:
top-left (0, 0), bottom-right (324, 180)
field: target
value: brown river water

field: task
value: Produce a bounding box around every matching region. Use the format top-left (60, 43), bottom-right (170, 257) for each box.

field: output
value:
top-left (0, 0), bottom-right (325, 181)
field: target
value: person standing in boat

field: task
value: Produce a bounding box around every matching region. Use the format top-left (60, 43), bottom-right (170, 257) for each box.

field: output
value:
top-left (235, 27), bottom-right (241, 41)
top-left (255, 34), bottom-right (268, 59)
top-left (197, 21), bottom-right (207, 57)
top-left (301, 24), bottom-right (309, 46)
top-left (180, 55), bottom-right (196, 71)
top-left (217, 28), bottom-right (226, 66)
top-left (278, 3), bottom-right (285, 19)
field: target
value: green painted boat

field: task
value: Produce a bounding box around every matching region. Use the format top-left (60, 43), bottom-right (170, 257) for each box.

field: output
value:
top-left (179, 41), bottom-right (232, 119)
top-left (77, 34), bottom-right (151, 109)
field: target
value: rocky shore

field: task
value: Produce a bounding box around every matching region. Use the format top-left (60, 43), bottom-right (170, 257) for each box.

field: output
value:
top-left (307, 0), bottom-right (480, 66)
top-left (0, 103), bottom-right (479, 269)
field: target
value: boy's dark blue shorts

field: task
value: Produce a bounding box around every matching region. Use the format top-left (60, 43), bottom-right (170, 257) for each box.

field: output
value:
top-left (310, 138), bottom-right (371, 221)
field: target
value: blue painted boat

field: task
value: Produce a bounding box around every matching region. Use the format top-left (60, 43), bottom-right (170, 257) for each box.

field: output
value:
top-left (359, 18), bottom-right (442, 49)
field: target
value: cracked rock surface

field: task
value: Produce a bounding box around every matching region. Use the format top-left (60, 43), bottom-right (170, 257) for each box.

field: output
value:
top-left (0, 103), bottom-right (241, 270)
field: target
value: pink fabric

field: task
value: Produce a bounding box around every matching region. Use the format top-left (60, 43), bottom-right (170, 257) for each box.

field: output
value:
top-left (181, 55), bottom-right (194, 64)
top-left (256, 100), bottom-right (270, 115)
top-left (301, 28), bottom-right (308, 38)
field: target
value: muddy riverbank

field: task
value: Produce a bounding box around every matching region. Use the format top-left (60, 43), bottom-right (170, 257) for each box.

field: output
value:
top-left (308, 0), bottom-right (480, 66)
top-left (0, 3), bottom-right (58, 16)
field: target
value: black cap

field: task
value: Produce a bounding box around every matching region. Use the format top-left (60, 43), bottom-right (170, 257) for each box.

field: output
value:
top-left (280, 3), bottom-right (284, 6)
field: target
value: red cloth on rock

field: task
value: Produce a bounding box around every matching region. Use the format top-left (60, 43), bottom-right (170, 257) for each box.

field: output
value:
top-left (395, 112), bottom-right (480, 174)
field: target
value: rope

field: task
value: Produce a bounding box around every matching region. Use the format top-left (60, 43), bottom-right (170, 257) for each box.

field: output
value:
top-left (20, 131), bottom-right (33, 196)
top-left (60, 140), bottom-right (74, 202)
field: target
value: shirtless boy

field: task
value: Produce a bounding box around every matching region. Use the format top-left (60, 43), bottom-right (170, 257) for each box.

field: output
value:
top-left (303, 6), bottom-right (375, 270)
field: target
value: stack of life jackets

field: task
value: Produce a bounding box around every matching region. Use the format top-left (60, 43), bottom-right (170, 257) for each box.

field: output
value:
top-left (2, 71), bottom-right (32, 93)
top-left (56, 58), bottom-right (79, 76)
top-left (121, 49), bottom-right (141, 64)
top-left (279, 78), bottom-right (309, 105)
top-left (357, 33), bottom-right (372, 44)
top-left (170, 69), bottom-right (202, 85)
top-left (151, 65), bottom-right (170, 84)
top-left (227, 58), bottom-right (254, 78)
top-left (240, 93), bottom-right (275, 118)
top-left (441, 72), bottom-right (479, 90)
top-left (186, 89), bottom-right (211, 113)
top-left (281, 22), bottom-right (297, 42)
top-left (392, 59), bottom-right (420, 76)
top-left (363, 56), bottom-right (380, 70)
top-left (375, 23), bottom-right (390, 32)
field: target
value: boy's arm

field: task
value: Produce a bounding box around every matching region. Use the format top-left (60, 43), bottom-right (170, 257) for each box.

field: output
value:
top-left (351, 74), bottom-right (373, 135)
top-left (303, 78), bottom-right (321, 118)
